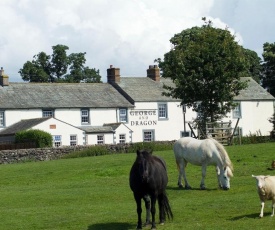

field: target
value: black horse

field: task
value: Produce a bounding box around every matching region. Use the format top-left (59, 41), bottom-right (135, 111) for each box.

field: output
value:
top-left (129, 149), bottom-right (173, 229)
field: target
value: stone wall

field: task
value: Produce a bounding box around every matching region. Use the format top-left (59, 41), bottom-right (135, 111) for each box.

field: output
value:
top-left (0, 146), bottom-right (90, 164)
top-left (0, 142), bottom-right (174, 164)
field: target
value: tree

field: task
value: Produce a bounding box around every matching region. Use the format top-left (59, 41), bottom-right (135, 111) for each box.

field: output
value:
top-left (261, 42), bottom-right (275, 96)
top-left (156, 18), bottom-right (248, 129)
top-left (19, 44), bottom-right (102, 83)
top-left (241, 48), bottom-right (262, 83)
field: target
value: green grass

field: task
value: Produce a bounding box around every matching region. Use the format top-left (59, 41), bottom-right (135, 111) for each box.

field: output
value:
top-left (0, 143), bottom-right (275, 229)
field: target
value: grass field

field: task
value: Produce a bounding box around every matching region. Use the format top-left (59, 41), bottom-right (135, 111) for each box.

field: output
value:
top-left (0, 142), bottom-right (274, 230)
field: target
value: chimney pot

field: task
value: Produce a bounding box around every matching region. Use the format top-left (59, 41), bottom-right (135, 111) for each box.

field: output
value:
top-left (0, 67), bottom-right (9, 86)
top-left (147, 65), bottom-right (160, 82)
top-left (107, 66), bottom-right (120, 83)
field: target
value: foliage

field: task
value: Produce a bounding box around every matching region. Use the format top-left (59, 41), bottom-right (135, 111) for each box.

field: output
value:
top-left (268, 112), bottom-right (275, 130)
top-left (156, 18), bottom-right (248, 130)
top-left (63, 141), bottom-right (174, 159)
top-left (0, 143), bottom-right (275, 229)
top-left (62, 145), bottom-right (110, 158)
top-left (261, 42), bottom-right (275, 97)
top-left (19, 44), bottom-right (102, 83)
top-left (15, 129), bottom-right (52, 148)
top-left (268, 112), bottom-right (275, 138)
top-left (232, 134), bottom-right (272, 145)
top-left (241, 48), bottom-right (263, 83)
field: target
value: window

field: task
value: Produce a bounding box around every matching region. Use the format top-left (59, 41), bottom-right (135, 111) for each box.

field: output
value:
top-left (42, 109), bottom-right (54, 117)
top-left (81, 109), bottom-right (90, 124)
top-left (0, 111), bottom-right (4, 127)
top-left (97, 135), bottom-right (104, 144)
top-left (143, 130), bottom-right (155, 142)
top-left (119, 108), bottom-right (128, 122)
top-left (233, 103), bottom-right (242, 118)
top-left (70, 135), bottom-right (77, 146)
top-left (181, 131), bottom-right (190, 137)
top-left (53, 135), bottom-right (62, 147)
top-left (158, 103), bottom-right (167, 119)
top-left (119, 134), bottom-right (126, 143)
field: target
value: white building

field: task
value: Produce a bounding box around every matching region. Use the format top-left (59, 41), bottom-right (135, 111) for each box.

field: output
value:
top-left (0, 66), bottom-right (274, 146)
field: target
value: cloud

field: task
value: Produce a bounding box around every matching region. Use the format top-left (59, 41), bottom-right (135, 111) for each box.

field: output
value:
top-left (0, 0), bottom-right (273, 82)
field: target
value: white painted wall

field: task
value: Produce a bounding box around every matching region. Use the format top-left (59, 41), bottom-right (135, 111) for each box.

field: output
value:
top-left (125, 101), bottom-right (187, 142)
top-left (86, 133), bottom-right (114, 145)
top-left (32, 118), bottom-right (85, 146)
top-left (223, 101), bottom-right (274, 136)
top-left (1, 100), bottom-right (273, 145)
top-left (4, 109), bottom-right (42, 127)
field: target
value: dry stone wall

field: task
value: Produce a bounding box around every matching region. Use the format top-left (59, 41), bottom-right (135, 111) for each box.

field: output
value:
top-left (0, 146), bottom-right (101, 164)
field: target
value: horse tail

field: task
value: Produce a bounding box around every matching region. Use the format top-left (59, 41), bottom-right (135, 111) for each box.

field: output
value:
top-left (159, 192), bottom-right (173, 220)
top-left (212, 138), bottom-right (234, 175)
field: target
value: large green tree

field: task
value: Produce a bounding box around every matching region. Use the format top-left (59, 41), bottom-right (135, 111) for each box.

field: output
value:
top-left (261, 42), bottom-right (275, 96)
top-left (156, 18), bottom-right (248, 128)
top-left (241, 48), bottom-right (262, 83)
top-left (19, 44), bottom-right (102, 83)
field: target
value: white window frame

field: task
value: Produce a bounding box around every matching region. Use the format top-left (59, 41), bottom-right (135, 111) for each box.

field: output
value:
top-left (81, 109), bottom-right (90, 124)
top-left (158, 103), bottom-right (168, 119)
top-left (53, 135), bottom-right (62, 147)
top-left (97, 135), bottom-right (104, 144)
top-left (70, 135), bottom-right (77, 146)
top-left (0, 111), bottom-right (4, 127)
top-left (42, 109), bottom-right (54, 118)
top-left (233, 103), bottom-right (242, 118)
top-left (119, 108), bottom-right (128, 123)
top-left (143, 130), bottom-right (155, 142)
top-left (119, 134), bottom-right (126, 143)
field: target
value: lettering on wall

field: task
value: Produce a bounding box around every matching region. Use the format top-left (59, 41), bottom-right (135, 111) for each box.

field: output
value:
top-left (129, 110), bottom-right (157, 126)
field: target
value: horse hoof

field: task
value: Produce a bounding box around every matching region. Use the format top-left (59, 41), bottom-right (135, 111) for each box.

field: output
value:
top-left (185, 185), bottom-right (192, 190)
top-left (178, 183), bottom-right (183, 188)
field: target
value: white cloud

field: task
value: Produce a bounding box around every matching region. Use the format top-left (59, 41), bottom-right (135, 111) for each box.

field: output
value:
top-left (0, 0), bottom-right (274, 82)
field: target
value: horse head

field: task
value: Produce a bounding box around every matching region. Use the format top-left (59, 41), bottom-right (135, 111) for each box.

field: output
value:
top-left (218, 166), bottom-right (233, 190)
top-left (137, 149), bottom-right (152, 183)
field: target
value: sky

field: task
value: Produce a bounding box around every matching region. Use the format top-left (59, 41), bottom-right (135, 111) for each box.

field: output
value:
top-left (0, 0), bottom-right (274, 82)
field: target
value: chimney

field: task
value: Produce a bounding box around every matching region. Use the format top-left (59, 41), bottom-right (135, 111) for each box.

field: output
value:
top-left (147, 65), bottom-right (160, 82)
top-left (0, 67), bottom-right (9, 86)
top-left (107, 65), bottom-right (120, 83)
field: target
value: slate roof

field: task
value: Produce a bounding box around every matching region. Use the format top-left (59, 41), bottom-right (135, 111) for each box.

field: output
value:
top-left (235, 77), bottom-right (274, 101)
top-left (113, 77), bottom-right (180, 102)
top-left (79, 122), bottom-right (133, 134)
top-left (113, 76), bottom-right (275, 103)
top-left (0, 117), bottom-right (51, 135)
top-left (0, 82), bottom-right (134, 109)
top-left (78, 125), bottom-right (114, 133)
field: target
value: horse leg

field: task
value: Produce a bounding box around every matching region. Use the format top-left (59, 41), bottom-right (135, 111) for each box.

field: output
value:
top-left (200, 164), bottom-right (207, 190)
top-left (143, 195), bottom-right (151, 226)
top-left (177, 159), bottom-right (191, 189)
top-left (134, 194), bottom-right (143, 229)
top-left (216, 166), bottom-right (222, 189)
top-left (158, 193), bottom-right (165, 225)
top-left (150, 195), bottom-right (157, 230)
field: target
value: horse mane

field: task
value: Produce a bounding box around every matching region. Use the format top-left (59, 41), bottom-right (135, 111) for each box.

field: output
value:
top-left (209, 138), bottom-right (234, 177)
top-left (137, 149), bottom-right (167, 170)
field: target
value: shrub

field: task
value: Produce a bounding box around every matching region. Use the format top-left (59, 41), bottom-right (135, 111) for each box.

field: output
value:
top-left (62, 145), bottom-right (110, 159)
top-left (232, 134), bottom-right (272, 145)
top-left (63, 141), bottom-right (174, 159)
top-left (15, 129), bottom-right (53, 148)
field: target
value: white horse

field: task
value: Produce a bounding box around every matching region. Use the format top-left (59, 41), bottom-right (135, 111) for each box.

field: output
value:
top-left (173, 137), bottom-right (233, 190)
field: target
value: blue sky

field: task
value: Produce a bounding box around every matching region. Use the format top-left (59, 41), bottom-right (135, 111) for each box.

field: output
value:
top-left (0, 0), bottom-right (274, 82)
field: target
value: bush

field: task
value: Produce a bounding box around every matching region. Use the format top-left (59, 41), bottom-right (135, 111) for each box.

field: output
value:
top-left (63, 141), bottom-right (175, 159)
top-left (232, 134), bottom-right (272, 145)
top-left (15, 129), bottom-right (53, 148)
